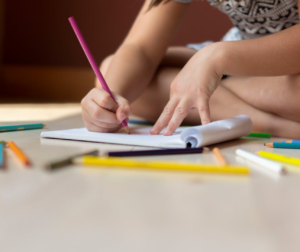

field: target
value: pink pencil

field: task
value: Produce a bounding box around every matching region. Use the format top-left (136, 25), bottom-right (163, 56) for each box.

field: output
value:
top-left (68, 16), bottom-right (130, 134)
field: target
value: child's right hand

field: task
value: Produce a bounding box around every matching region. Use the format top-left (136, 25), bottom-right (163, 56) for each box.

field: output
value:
top-left (81, 87), bottom-right (132, 133)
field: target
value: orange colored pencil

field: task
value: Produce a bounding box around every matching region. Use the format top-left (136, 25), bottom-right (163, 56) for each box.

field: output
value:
top-left (7, 141), bottom-right (31, 166)
top-left (213, 148), bottom-right (228, 166)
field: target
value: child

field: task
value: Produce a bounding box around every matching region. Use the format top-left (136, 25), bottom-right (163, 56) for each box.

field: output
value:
top-left (81, 0), bottom-right (300, 138)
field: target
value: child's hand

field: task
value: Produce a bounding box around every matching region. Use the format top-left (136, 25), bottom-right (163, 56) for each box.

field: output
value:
top-left (81, 87), bottom-right (132, 133)
top-left (150, 43), bottom-right (224, 136)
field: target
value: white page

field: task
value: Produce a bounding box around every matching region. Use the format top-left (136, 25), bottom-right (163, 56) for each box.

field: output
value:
top-left (41, 124), bottom-right (185, 148)
top-left (41, 115), bottom-right (252, 148)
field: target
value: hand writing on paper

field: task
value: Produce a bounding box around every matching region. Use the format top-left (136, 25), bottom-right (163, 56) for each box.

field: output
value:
top-left (81, 87), bottom-right (132, 133)
top-left (150, 43), bottom-right (224, 136)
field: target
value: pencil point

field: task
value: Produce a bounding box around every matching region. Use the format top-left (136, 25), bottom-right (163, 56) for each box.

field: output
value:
top-left (124, 126), bottom-right (130, 134)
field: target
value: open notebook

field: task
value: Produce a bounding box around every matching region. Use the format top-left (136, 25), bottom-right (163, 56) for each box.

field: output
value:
top-left (41, 115), bottom-right (252, 148)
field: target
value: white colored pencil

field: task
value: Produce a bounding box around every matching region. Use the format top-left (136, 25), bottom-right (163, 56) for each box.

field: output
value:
top-left (235, 149), bottom-right (286, 175)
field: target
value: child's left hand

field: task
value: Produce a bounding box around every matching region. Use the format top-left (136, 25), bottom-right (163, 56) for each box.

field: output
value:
top-left (150, 43), bottom-right (225, 136)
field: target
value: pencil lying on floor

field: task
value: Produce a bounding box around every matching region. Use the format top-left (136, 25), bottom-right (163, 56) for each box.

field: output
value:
top-left (257, 151), bottom-right (300, 167)
top-left (236, 149), bottom-right (285, 174)
top-left (68, 17), bottom-right (130, 134)
top-left (0, 123), bottom-right (45, 132)
top-left (7, 141), bottom-right (31, 167)
top-left (73, 156), bottom-right (249, 175)
top-left (0, 143), bottom-right (4, 168)
top-left (108, 147), bottom-right (208, 157)
top-left (212, 148), bottom-right (228, 166)
top-left (265, 142), bottom-right (300, 149)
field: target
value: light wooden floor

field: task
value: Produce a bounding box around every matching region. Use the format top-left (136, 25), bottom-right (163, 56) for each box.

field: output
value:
top-left (1, 104), bottom-right (300, 252)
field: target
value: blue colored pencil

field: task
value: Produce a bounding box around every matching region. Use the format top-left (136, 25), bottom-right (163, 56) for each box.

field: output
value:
top-left (0, 123), bottom-right (45, 132)
top-left (265, 142), bottom-right (300, 149)
top-left (0, 143), bottom-right (4, 168)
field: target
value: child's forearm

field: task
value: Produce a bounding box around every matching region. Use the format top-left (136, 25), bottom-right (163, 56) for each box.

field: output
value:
top-left (218, 24), bottom-right (300, 77)
top-left (102, 43), bottom-right (160, 103)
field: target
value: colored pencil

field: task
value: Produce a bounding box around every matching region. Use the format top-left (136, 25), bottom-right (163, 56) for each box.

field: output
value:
top-left (74, 156), bottom-right (249, 175)
top-left (247, 132), bottom-right (270, 138)
top-left (7, 141), bottom-right (31, 167)
top-left (283, 140), bottom-right (300, 144)
top-left (68, 17), bottom-right (130, 134)
top-left (257, 151), bottom-right (300, 167)
top-left (0, 123), bottom-right (45, 132)
top-left (45, 149), bottom-right (99, 170)
top-left (128, 119), bottom-right (154, 126)
top-left (236, 149), bottom-right (285, 174)
top-left (0, 143), bottom-right (4, 168)
top-left (212, 148), bottom-right (228, 166)
top-left (264, 142), bottom-right (300, 149)
top-left (0, 141), bottom-right (6, 145)
top-left (108, 147), bottom-right (207, 157)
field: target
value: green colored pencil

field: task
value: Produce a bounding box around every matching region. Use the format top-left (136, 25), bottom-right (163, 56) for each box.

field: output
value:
top-left (265, 142), bottom-right (300, 149)
top-left (0, 123), bottom-right (45, 132)
top-left (247, 132), bottom-right (270, 138)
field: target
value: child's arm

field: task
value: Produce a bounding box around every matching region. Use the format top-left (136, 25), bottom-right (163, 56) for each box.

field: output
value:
top-left (104, 0), bottom-right (189, 102)
top-left (151, 19), bottom-right (300, 136)
top-left (220, 24), bottom-right (300, 77)
top-left (82, 0), bottom-right (190, 132)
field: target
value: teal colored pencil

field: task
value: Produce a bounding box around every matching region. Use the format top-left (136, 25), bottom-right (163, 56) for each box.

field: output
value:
top-left (0, 123), bottom-right (45, 132)
top-left (265, 142), bottom-right (300, 149)
top-left (0, 143), bottom-right (4, 168)
top-left (128, 119), bottom-right (154, 126)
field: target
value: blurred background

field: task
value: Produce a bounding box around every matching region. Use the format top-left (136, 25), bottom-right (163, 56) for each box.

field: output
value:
top-left (0, 0), bottom-right (232, 103)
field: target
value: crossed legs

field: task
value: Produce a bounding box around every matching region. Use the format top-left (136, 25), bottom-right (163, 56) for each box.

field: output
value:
top-left (101, 46), bottom-right (300, 138)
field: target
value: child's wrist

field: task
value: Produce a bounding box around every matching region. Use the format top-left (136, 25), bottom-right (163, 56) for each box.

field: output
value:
top-left (196, 42), bottom-right (230, 76)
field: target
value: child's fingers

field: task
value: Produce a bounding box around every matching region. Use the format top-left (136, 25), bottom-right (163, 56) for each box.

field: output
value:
top-left (197, 98), bottom-right (211, 125)
top-left (82, 109), bottom-right (121, 132)
top-left (150, 98), bottom-right (179, 135)
top-left (84, 120), bottom-right (121, 133)
top-left (91, 88), bottom-right (119, 112)
top-left (83, 98), bottom-right (120, 124)
top-left (163, 98), bottom-right (191, 136)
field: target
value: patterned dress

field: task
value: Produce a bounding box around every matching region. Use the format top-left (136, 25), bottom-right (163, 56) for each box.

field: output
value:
top-left (175, 0), bottom-right (299, 48)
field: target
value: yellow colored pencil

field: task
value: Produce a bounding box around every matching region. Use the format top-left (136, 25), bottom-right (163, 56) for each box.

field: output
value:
top-left (74, 156), bottom-right (249, 175)
top-left (213, 148), bottom-right (228, 166)
top-left (8, 141), bottom-right (31, 167)
top-left (258, 151), bottom-right (300, 167)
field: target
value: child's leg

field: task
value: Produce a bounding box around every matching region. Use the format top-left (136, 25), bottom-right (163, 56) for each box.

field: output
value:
top-left (222, 75), bottom-right (300, 123)
top-left (100, 46), bottom-right (300, 137)
top-left (131, 66), bottom-right (300, 137)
